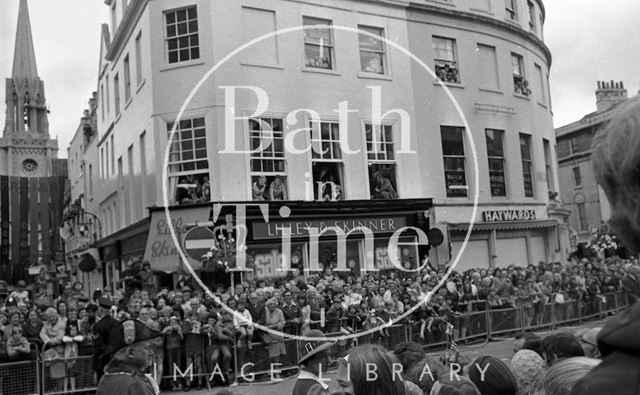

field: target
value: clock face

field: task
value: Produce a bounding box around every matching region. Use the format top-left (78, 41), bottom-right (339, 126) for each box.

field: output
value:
top-left (22, 158), bottom-right (38, 175)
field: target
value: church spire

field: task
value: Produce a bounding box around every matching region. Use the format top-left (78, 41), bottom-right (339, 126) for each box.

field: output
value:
top-left (12, 0), bottom-right (38, 79)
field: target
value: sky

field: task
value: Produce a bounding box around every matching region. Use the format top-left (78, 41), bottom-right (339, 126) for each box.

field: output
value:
top-left (0, 0), bottom-right (638, 158)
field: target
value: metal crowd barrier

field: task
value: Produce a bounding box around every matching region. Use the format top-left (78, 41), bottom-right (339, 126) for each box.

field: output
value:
top-left (0, 358), bottom-right (39, 395)
top-left (0, 291), bottom-right (633, 393)
top-left (41, 344), bottom-right (95, 395)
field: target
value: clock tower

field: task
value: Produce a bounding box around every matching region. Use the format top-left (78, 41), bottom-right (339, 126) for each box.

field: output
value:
top-left (0, 0), bottom-right (59, 177)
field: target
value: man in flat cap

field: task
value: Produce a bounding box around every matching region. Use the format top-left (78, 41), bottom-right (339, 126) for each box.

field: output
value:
top-left (292, 329), bottom-right (337, 395)
top-left (97, 319), bottom-right (161, 395)
top-left (92, 297), bottom-right (119, 382)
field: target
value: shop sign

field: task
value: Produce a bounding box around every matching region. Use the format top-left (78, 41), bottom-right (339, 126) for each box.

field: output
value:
top-left (143, 207), bottom-right (210, 272)
top-left (252, 216), bottom-right (406, 240)
top-left (482, 209), bottom-right (536, 222)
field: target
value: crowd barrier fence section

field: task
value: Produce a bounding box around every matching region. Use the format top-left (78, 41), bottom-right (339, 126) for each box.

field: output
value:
top-left (40, 345), bottom-right (95, 395)
top-left (0, 292), bottom-right (634, 393)
top-left (0, 359), bottom-right (39, 395)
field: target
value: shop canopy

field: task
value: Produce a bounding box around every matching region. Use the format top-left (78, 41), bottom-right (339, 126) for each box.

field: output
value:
top-left (448, 219), bottom-right (558, 232)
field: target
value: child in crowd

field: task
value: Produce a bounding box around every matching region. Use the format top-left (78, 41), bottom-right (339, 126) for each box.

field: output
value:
top-left (233, 301), bottom-right (254, 349)
top-left (163, 315), bottom-right (184, 391)
top-left (62, 323), bottom-right (84, 391)
top-left (6, 326), bottom-right (32, 361)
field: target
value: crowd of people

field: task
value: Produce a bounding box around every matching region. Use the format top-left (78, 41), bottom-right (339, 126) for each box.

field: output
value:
top-left (291, 328), bottom-right (612, 395)
top-left (0, 253), bottom-right (635, 392)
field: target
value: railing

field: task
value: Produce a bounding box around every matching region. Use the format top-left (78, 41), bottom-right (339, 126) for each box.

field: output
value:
top-left (0, 290), bottom-right (630, 394)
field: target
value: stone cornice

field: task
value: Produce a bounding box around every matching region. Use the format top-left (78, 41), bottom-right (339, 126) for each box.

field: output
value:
top-left (407, 1), bottom-right (552, 66)
top-left (105, 0), bottom-right (148, 63)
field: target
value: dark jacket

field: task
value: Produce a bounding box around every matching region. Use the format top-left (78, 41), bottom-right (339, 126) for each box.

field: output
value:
top-left (570, 301), bottom-right (640, 395)
top-left (97, 359), bottom-right (156, 395)
top-left (92, 315), bottom-right (120, 372)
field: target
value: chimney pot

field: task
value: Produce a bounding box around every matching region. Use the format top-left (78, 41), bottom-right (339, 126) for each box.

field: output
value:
top-left (620, 81), bottom-right (624, 89)
top-left (611, 80), bottom-right (615, 88)
top-left (597, 81), bottom-right (601, 89)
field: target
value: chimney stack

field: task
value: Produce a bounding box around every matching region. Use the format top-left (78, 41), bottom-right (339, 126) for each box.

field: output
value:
top-left (596, 80), bottom-right (628, 112)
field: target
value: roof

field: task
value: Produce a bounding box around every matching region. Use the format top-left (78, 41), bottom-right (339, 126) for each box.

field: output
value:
top-left (12, 0), bottom-right (38, 79)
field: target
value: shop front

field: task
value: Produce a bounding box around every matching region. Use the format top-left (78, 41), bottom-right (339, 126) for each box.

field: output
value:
top-left (433, 205), bottom-right (563, 271)
top-left (96, 218), bottom-right (150, 292)
top-left (143, 199), bottom-right (432, 282)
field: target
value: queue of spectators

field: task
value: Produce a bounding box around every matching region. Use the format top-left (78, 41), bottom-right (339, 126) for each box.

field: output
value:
top-left (0, 255), bottom-right (636, 392)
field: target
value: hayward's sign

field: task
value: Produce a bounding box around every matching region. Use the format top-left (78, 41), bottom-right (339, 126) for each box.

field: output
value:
top-left (482, 209), bottom-right (536, 222)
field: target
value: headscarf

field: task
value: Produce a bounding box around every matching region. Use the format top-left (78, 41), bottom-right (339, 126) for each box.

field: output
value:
top-left (511, 349), bottom-right (545, 393)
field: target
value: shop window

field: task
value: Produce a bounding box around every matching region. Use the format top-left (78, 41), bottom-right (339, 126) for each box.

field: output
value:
top-left (505, 0), bottom-right (518, 20)
top-left (441, 126), bottom-right (468, 198)
top-left (374, 236), bottom-right (418, 271)
top-left (303, 17), bottom-right (334, 70)
top-left (358, 25), bottom-right (386, 74)
top-left (250, 117), bottom-right (287, 201)
top-left (365, 123), bottom-right (398, 199)
top-left (165, 6), bottom-right (200, 64)
top-left (432, 36), bottom-right (460, 84)
top-left (310, 120), bottom-right (344, 201)
top-left (512, 53), bottom-right (531, 96)
top-left (520, 133), bottom-right (534, 197)
top-left (247, 243), bottom-right (306, 278)
top-left (485, 129), bottom-right (506, 197)
top-left (167, 117), bottom-right (210, 204)
top-left (311, 240), bottom-right (361, 274)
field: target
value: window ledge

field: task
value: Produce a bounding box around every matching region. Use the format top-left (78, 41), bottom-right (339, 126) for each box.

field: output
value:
top-left (357, 72), bottom-right (393, 81)
top-left (160, 60), bottom-right (205, 73)
top-left (479, 87), bottom-right (503, 94)
top-left (136, 79), bottom-right (146, 94)
top-left (504, 18), bottom-right (520, 26)
top-left (124, 97), bottom-right (133, 111)
top-left (513, 92), bottom-right (531, 100)
top-left (469, 8), bottom-right (493, 15)
top-left (433, 80), bottom-right (465, 89)
top-left (240, 61), bottom-right (285, 70)
top-left (537, 102), bottom-right (548, 109)
top-left (425, 0), bottom-right (456, 8)
top-left (301, 67), bottom-right (341, 76)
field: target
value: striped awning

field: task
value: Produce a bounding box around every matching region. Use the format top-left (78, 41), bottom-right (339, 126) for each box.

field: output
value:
top-left (448, 219), bottom-right (558, 232)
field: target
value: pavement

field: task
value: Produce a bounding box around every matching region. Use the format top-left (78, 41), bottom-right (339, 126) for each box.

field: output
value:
top-left (164, 320), bottom-right (606, 395)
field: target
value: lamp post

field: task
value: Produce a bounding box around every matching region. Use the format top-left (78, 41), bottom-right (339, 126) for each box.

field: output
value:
top-left (79, 209), bottom-right (103, 242)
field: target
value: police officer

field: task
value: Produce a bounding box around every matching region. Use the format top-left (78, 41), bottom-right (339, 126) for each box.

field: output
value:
top-left (97, 319), bottom-right (161, 395)
top-left (92, 297), bottom-right (119, 382)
